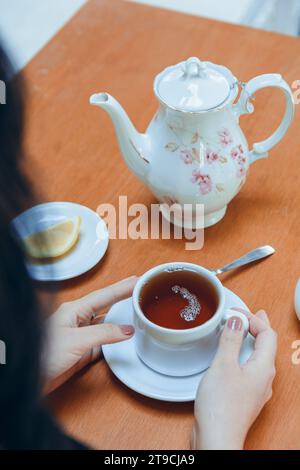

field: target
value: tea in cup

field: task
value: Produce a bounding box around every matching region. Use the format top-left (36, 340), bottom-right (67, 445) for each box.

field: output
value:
top-left (133, 262), bottom-right (249, 377)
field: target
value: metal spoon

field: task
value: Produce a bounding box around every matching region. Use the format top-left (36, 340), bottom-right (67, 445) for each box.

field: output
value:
top-left (211, 245), bottom-right (275, 276)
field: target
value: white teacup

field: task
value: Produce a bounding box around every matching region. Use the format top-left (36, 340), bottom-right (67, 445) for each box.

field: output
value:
top-left (132, 262), bottom-right (249, 377)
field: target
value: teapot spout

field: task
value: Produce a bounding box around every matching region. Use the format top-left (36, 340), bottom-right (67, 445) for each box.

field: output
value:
top-left (90, 93), bottom-right (150, 181)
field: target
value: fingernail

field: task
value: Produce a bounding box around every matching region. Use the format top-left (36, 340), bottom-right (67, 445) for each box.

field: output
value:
top-left (227, 316), bottom-right (243, 331)
top-left (120, 324), bottom-right (135, 335)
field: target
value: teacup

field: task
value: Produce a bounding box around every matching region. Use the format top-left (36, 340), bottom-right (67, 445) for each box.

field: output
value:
top-left (132, 262), bottom-right (249, 377)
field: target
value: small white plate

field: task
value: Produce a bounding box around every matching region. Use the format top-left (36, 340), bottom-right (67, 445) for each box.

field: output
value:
top-left (294, 278), bottom-right (300, 321)
top-left (102, 288), bottom-right (254, 402)
top-left (12, 202), bottom-right (109, 281)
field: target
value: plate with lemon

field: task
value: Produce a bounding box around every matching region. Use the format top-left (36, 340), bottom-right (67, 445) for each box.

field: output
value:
top-left (13, 202), bottom-right (109, 281)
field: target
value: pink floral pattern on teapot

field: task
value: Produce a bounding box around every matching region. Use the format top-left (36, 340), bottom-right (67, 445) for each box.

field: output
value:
top-left (164, 125), bottom-right (248, 197)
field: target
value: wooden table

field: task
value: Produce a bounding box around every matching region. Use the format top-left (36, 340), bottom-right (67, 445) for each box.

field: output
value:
top-left (23, 0), bottom-right (300, 450)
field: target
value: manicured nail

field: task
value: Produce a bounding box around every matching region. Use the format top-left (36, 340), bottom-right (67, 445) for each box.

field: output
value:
top-left (227, 316), bottom-right (243, 331)
top-left (120, 324), bottom-right (135, 335)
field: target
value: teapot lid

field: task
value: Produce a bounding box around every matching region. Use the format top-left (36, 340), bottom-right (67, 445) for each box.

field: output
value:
top-left (154, 57), bottom-right (237, 112)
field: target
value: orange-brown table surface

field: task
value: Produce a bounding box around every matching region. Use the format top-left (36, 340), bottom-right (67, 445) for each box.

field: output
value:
top-left (23, 0), bottom-right (300, 450)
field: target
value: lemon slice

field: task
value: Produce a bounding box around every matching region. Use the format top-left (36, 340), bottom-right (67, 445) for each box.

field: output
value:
top-left (24, 216), bottom-right (81, 259)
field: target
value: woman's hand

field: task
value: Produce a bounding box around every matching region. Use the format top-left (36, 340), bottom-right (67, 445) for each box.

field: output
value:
top-left (44, 276), bottom-right (137, 394)
top-left (192, 309), bottom-right (277, 450)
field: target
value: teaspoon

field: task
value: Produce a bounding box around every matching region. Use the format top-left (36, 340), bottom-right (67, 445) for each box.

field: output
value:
top-left (211, 245), bottom-right (275, 276)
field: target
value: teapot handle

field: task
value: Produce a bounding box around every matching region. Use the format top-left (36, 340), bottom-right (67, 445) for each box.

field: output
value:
top-left (234, 74), bottom-right (294, 164)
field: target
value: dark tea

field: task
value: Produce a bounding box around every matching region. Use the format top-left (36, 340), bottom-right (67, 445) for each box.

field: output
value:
top-left (139, 269), bottom-right (218, 330)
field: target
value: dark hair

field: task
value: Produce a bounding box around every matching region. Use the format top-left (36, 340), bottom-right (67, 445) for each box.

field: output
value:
top-left (0, 43), bottom-right (84, 449)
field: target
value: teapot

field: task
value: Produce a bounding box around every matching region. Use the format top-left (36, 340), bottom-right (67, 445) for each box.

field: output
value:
top-left (90, 57), bottom-right (294, 228)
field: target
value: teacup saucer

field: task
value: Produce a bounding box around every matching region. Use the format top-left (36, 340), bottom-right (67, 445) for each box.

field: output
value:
top-left (102, 288), bottom-right (254, 402)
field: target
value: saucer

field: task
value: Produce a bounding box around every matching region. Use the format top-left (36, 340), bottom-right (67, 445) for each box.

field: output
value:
top-left (102, 288), bottom-right (254, 402)
top-left (294, 278), bottom-right (300, 321)
top-left (12, 202), bottom-right (109, 281)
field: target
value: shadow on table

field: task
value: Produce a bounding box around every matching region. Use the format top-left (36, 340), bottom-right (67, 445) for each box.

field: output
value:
top-left (107, 369), bottom-right (194, 414)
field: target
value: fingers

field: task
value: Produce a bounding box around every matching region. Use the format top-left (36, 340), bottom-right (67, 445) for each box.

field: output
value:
top-left (76, 276), bottom-right (138, 319)
top-left (73, 322), bottom-right (135, 353)
top-left (232, 307), bottom-right (270, 336)
top-left (255, 309), bottom-right (270, 325)
top-left (53, 276), bottom-right (138, 326)
top-left (213, 316), bottom-right (245, 366)
top-left (232, 308), bottom-right (277, 367)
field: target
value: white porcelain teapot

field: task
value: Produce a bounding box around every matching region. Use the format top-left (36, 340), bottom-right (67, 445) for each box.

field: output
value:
top-left (90, 57), bottom-right (294, 228)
